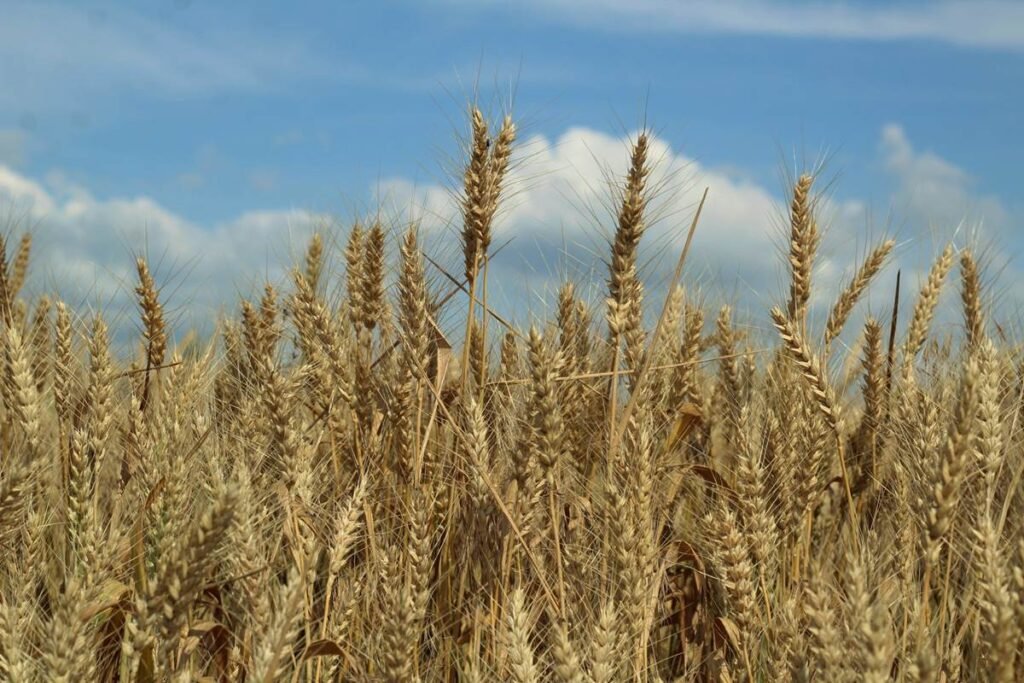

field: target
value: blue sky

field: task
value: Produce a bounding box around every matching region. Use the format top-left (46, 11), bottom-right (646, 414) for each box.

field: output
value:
top-left (1, 0), bottom-right (1022, 337)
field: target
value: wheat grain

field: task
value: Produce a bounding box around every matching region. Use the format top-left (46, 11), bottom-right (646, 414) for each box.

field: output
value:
top-left (787, 174), bottom-right (818, 326)
top-left (824, 239), bottom-right (895, 348)
top-left (960, 248), bottom-right (985, 348)
top-left (0, 107), bottom-right (1019, 683)
top-left (905, 244), bottom-right (955, 366)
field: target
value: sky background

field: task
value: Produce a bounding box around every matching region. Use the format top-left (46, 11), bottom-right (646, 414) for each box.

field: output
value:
top-left (1, 0), bottom-right (1022, 343)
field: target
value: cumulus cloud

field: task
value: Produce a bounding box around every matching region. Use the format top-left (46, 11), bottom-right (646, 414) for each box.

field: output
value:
top-left (0, 164), bottom-right (324, 345)
top-left (383, 123), bottom-right (1016, 331)
top-left (382, 126), bottom-right (829, 316)
top-left (439, 0), bottom-right (1024, 51)
top-left (0, 121), bottom-right (1014, 346)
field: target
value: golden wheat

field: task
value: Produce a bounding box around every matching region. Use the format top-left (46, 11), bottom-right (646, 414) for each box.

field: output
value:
top-left (0, 107), bottom-right (1021, 683)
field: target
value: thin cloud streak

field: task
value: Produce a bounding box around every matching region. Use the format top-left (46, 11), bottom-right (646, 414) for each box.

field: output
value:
top-left (438, 0), bottom-right (1024, 51)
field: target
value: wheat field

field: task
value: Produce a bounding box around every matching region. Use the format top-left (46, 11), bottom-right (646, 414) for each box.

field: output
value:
top-left (0, 108), bottom-right (1019, 682)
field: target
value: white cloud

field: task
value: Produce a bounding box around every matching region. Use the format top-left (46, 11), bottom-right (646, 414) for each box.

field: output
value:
top-left (382, 123), bottom-right (1016, 329)
top-left (0, 167), bottom-right (55, 214)
top-left (441, 0), bottom-right (1024, 51)
top-left (0, 121), bottom-right (1014, 347)
top-left (0, 163), bottom-right (323, 344)
top-left (382, 126), bottom-right (805, 310)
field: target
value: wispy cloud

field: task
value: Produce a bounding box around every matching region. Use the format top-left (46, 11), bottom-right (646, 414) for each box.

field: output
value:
top-left (0, 2), bottom-right (580, 117)
top-left (0, 129), bottom-right (28, 166)
top-left (0, 2), bottom-right (327, 112)
top-left (439, 0), bottom-right (1024, 51)
top-left (273, 130), bottom-right (307, 148)
top-left (248, 169), bottom-right (278, 192)
top-left (880, 123), bottom-right (1010, 234)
